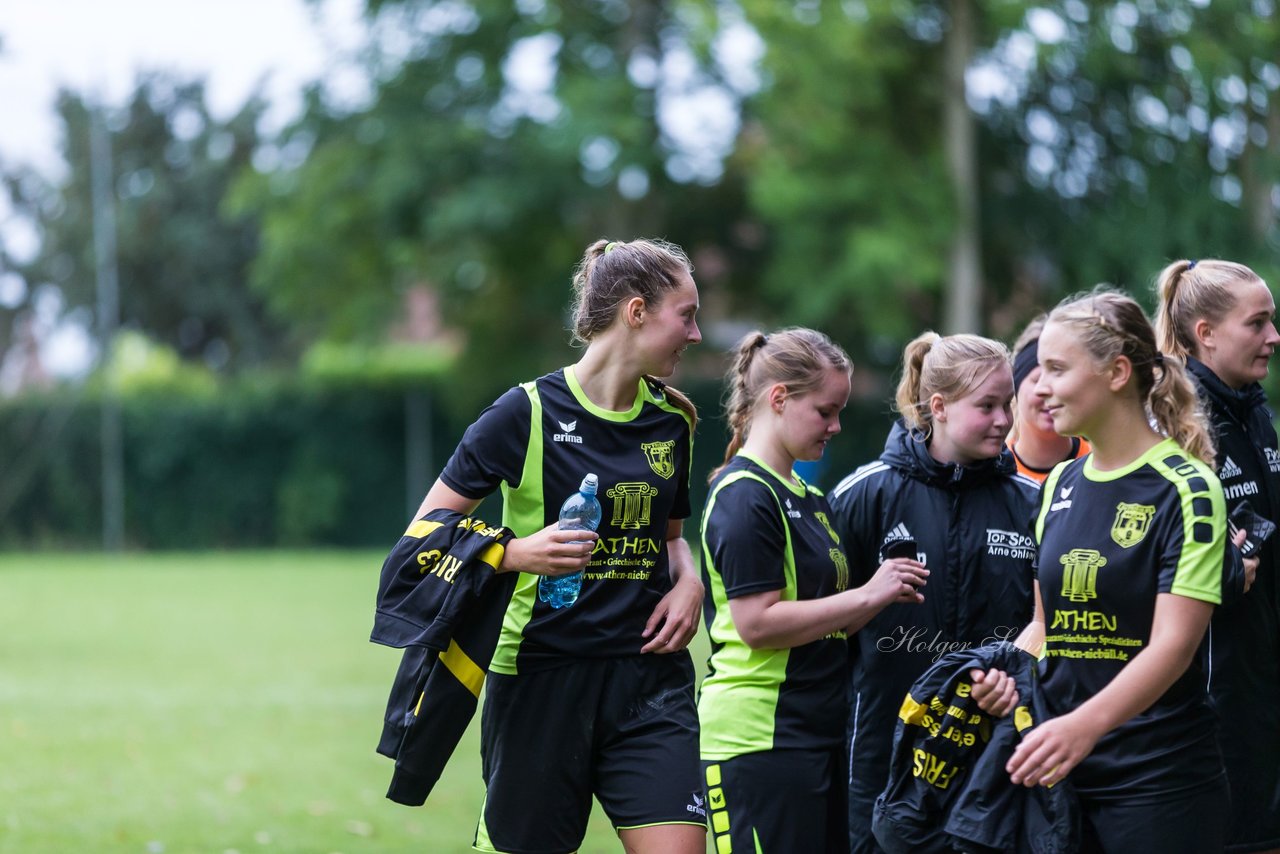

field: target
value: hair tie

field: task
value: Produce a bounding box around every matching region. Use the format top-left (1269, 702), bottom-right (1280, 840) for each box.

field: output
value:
top-left (1153, 352), bottom-right (1165, 368)
top-left (604, 241), bottom-right (620, 254)
top-left (1186, 259), bottom-right (1197, 270)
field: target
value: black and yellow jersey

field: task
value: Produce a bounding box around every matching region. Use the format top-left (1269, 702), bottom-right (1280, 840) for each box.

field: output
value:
top-left (440, 366), bottom-right (692, 674)
top-left (1036, 437), bottom-right (1227, 799)
top-left (698, 452), bottom-right (850, 759)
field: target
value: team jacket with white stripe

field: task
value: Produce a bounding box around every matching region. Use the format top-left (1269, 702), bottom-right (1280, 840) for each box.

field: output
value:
top-left (828, 421), bottom-right (1039, 854)
top-left (1188, 357), bottom-right (1280, 852)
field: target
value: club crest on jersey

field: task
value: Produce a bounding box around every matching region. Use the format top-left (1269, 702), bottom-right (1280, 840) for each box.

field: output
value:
top-left (554, 420), bottom-right (583, 444)
top-left (1110, 502), bottom-right (1155, 548)
top-left (641, 440), bottom-right (676, 479)
top-left (1060, 548), bottom-right (1107, 602)
top-left (607, 482), bottom-right (659, 530)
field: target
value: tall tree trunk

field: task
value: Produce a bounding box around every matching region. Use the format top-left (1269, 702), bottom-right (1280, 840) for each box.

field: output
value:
top-left (943, 0), bottom-right (982, 334)
top-left (1240, 91), bottom-right (1279, 244)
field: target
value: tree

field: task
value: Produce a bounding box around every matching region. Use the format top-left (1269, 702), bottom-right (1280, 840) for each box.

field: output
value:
top-left (731, 0), bottom-right (1040, 370)
top-left (237, 0), bottom-right (762, 412)
top-left (1, 73), bottom-right (288, 372)
top-left (975, 1), bottom-right (1280, 319)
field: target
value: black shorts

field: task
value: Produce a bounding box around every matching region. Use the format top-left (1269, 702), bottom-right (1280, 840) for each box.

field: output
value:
top-left (474, 654), bottom-right (703, 854)
top-left (702, 747), bottom-right (848, 854)
top-left (1079, 775), bottom-right (1230, 854)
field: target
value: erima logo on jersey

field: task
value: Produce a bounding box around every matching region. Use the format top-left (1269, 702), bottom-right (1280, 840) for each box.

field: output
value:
top-left (1220, 456), bottom-right (1243, 480)
top-left (784, 497), bottom-right (802, 519)
top-left (1050, 485), bottom-right (1073, 512)
top-left (553, 419), bottom-right (583, 444)
top-left (686, 792), bottom-right (706, 818)
top-left (986, 529), bottom-right (1036, 560)
top-left (1266, 447), bottom-right (1280, 474)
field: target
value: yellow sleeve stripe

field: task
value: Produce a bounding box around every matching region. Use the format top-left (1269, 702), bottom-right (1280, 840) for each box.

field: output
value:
top-left (441, 638), bottom-right (486, 698)
top-left (899, 695), bottom-right (927, 725)
top-left (404, 519), bottom-right (444, 539)
top-left (477, 542), bottom-right (505, 570)
top-left (412, 640), bottom-right (488, 713)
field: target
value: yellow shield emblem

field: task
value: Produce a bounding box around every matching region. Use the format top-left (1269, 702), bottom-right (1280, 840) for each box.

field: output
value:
top-left (642, 441), bottom-right (676, 479)
top-left (1111, 503), bottom-right (1155, 548)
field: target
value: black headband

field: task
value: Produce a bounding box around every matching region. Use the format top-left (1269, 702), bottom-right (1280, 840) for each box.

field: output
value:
top-left (1012, 340), bottom-right (1040, 392)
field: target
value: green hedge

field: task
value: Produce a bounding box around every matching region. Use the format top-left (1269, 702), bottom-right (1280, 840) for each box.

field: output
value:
top-left (0, 375), bottom-right (893, 550)
top-left (0, 381), bottom-right (436, 549)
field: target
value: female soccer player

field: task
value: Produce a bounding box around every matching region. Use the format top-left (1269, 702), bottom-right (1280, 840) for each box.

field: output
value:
top-left (414, 238), bottom-right (706, 854)
top-left (698, 328), bottom-right (928, 853)
top-left (974, 290), bottom-right (1235, 853)
top-left (1154, 259), bottom-right (1280, 853)
top-left (1009, 316), bottom-right (1090, 482)
top-left (828, 332), bottom-right (1038, 854)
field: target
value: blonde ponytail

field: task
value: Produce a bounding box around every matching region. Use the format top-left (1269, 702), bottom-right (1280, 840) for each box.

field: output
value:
top-left (894, 331), bottom-right (1010, 434)
top-left (1050, 289), bottom-right (1217, 465)
top-left (895, 333), bottom-right (939, 431)
top-left (711, 331), bottom-right (769, 481)
top-left (1148, 353), bottom-right (1216, 465)
top-left (1153, 258), bottom-right (1261, 360)
top-left (573, 236), bottom-right (700, 433)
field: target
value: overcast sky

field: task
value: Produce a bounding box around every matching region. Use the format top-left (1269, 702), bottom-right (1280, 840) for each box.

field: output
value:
top-left (0, 0), bottom-right (365, 177)
top-left (0, 0), bottom-right (757, 377)
top-left (0, 0), bottom-right (366, 376)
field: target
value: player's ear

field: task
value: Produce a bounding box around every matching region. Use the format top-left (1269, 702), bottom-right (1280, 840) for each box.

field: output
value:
top-left (1106, 355), bottom-right (1132, 393)
top-left (929, 393), bottom-right (947, 424)
top-left (622, 296), bottom-right (646, 331)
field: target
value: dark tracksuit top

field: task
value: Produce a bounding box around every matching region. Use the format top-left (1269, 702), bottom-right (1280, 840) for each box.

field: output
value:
top-left (439, 365), bottom-right (693, 674)
top-left (1188, 357), bottom-right (1280, 852)
top-left (828, 421), bottom-right (1038, 854)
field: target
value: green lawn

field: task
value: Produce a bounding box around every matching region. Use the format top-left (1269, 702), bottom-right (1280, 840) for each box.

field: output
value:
top-left (0, 552), bottom-right (709, 853)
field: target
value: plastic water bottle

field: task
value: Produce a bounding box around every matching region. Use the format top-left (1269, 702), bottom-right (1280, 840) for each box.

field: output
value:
top-left (538, 473), bottom-right (601, 609)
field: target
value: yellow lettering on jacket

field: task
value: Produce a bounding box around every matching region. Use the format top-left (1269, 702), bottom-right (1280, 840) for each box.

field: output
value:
top-left (911, 749), bottom-right (961, 789)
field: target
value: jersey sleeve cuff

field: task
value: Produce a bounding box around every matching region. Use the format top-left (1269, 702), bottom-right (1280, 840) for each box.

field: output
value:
top-left (1166, 582), bottom-right (1222, 606)
top-left (439, 471), bottom-right (490, 501)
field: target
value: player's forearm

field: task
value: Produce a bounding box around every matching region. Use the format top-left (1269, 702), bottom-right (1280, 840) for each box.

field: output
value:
top-left (734, 588), bottom-right (873, 649)
top-left (1068, 595), bottom-right (1209, 736)
top-left (666, 534), bottom-right (701, 589)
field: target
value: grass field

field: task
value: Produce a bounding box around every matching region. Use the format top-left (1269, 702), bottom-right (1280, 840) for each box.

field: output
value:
top-left (0, 552), bottom-right (710, 853)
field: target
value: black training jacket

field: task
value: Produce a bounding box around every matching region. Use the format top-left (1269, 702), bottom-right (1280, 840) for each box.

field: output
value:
top-left (371, 509), bottom-right (516, 806)
top-left (873, 643), bottom-right (1079, 854)
top-left (1188, 357), bottom-right (1280, 852)
top-left (829, 421), bottom-right (1039, 854)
